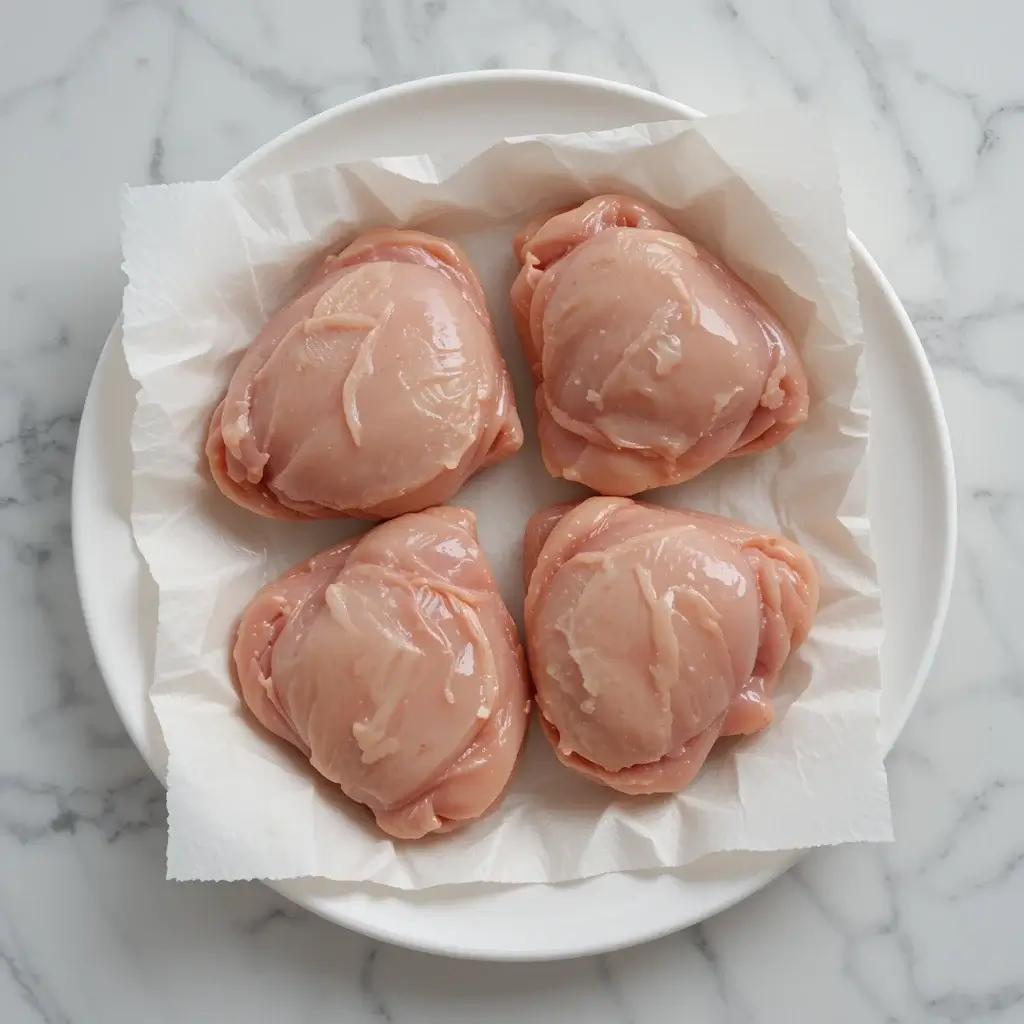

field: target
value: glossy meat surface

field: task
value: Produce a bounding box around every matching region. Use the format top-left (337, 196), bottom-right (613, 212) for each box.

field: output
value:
top-left (234, 507), bottom-right (531, 838)
top-left (208, 229), bottom-right (523, 519)
top-left (523, 497), bottom-right (818, 795)
top-left (511, 196), bottom-right (809, 494)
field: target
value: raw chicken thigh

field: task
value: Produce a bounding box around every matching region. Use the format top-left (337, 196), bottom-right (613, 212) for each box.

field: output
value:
top-left (234, 507), bottom-right (531, 839)
top-left (511, 195), bottom-right (809, 495)
top-left (207, 228), bottom-right (523, 520)
top-left (523, 497), bottom-right (818, 795)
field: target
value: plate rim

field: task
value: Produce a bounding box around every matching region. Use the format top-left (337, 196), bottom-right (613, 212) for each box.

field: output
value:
top-left (71, 69), bottom-right (957, 960)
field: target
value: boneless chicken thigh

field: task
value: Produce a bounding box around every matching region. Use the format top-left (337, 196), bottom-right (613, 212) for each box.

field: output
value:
top-left (523, 498), bottom-right (818, 795)
top-left (511, 196), bottom-right (809, 495)
top-left (234, 507), bottom-right (531, 839)
top-left (207, 229), bottom-right (523, 519)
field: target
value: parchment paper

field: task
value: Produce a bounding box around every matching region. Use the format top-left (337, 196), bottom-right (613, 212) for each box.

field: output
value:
top-left (121, 111), bottom-right (891, 887)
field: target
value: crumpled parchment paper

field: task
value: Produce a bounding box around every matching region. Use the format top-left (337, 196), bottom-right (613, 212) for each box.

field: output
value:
top-left (121, 111), bottom-right (891, 887)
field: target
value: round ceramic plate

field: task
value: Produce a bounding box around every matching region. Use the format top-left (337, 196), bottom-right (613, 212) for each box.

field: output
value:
top-left (72, 71), bottom-right (956, 961)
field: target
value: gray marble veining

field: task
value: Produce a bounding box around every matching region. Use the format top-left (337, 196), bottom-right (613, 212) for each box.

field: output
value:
top-left (1, 1), bottom-right (1021, 1021)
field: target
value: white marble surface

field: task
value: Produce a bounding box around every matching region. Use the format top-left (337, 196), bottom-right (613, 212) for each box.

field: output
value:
top-left (1, 0), bottom-right (1020, 1020)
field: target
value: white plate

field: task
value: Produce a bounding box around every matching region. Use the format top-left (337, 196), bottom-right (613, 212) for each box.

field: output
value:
top-left (72, 70), bottom-right (956, 961)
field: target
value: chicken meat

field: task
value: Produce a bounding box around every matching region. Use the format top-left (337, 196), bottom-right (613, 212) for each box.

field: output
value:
top-left (511, 195), bottom-right (809, 495)
top-left (208, 228), bottom-right (523, 519)
top-left (523, 497), bottom-right (818, 795)
top-left (234, 506), bottom-right (531, 839)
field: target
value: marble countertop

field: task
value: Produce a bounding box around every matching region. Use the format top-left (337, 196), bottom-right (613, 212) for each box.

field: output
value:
top-left (2, 1), bottom-right (1020, 1021)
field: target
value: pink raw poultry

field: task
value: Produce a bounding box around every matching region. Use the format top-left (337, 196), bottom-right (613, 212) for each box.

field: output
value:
top-left (523, 498), bottom-right (818, 795)
top-left (511, 195), bottom-right (808, 495)
top-left (234, 507), bottom-right (531, 839)
top-left (208, 228), bottom-right (522, 519)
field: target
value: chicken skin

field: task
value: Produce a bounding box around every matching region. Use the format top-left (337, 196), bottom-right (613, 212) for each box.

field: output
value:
top-left (208, 228), bottom-right (523, 520)
top-left (511, 195), bottom-right (809, 495)
top-left (523, 497), bottom-right (818, 795)
top-left (233, 507), bottom-right (531, 839)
